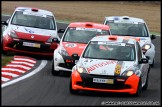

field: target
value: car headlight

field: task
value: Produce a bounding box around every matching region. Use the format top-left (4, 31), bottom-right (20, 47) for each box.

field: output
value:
top-left (77, 67), bottom-right (87, 73)
top-left (8, 31), bottom-right (18, 38)
top-left (58, 46), bottom-right (69, 56)
top-left (122, 70), bottom-right (134, 77)
top-left (142, 44), bottom-right (151, 52)
top-left (46, 36), bottom-right (54, 43)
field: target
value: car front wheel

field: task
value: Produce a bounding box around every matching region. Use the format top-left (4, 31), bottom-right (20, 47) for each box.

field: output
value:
top-left (69, 78), bottom-right (79, 94)
top-left (150, 58), bottom-right (155, 67)
top-left (142, 67), bottom-right (150, 90)
top-left (51, 59), bottom-right (59, 76)
top-left (134, 78), bottom-right (142, 97)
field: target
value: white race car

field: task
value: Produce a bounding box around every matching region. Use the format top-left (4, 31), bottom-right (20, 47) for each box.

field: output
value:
top-left (70, 35), bottom-right (150, 96)
top-left (1, 7), bottom-right (59, 56)
top-left (104, 16), bottom-right (156, 67)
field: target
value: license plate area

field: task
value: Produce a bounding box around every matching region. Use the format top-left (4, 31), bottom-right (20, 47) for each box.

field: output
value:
top-left (23, 42), bottom-right (40, 48)
top-left (93, 78), bottom-right (114, 84)
top-left (65, 60), bottom-right (78, 64)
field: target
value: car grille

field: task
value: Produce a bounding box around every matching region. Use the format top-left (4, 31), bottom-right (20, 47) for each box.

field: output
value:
top-left (77, 74), bottom-right (131, 90)
top-left (8, 39), bottom-right (54, 53)
top-left (76, 81), bottom-right (131, 90)
top-left (58, 55), bottom-right (78, 69)
top-left (59, 63), bottom-right (75, 69)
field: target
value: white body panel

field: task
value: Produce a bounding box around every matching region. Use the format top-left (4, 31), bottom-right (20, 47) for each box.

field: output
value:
top-left (3, 7), bottom-right (58, 38)
top-left (104, 16), bottom-right (156, 65)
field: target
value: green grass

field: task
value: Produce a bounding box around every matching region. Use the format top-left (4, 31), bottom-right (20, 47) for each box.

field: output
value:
top-left (1, 55), bottom-right (13, 67)
top-left (150, 32), bottom-right (160, 36)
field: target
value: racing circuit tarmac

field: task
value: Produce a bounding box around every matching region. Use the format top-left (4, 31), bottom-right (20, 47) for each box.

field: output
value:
top-left (1, 15), bottom-right (161, 106)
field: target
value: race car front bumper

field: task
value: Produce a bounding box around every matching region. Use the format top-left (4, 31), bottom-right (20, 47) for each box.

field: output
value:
top-left (143, 43), bottom-right (155, 65)
top-left (54, 49), bottom-right (78, 72)
top-left (3, 35), bottom-right (58, 56)
top-left (71, 70), bottom-right (140, 94)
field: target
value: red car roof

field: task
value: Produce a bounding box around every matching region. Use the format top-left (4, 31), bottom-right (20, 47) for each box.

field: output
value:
top-left (69, 22), bottom-right (110, 30)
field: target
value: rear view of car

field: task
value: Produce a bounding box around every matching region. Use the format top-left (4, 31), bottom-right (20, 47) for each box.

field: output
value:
top-left (2, 7), bottom-right (59, 56)
top-left (52, 22), bottom-right (111, 75)
top-left (104, 16), bottom-right (156, 67)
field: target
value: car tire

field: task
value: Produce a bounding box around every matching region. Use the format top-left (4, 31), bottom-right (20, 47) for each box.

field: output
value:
top-left (69, 78), bottom-right (79, 94)
top-left (142, 68), bottom-right (150, 90)
top-left (2, 39), bottom-right (5, 54)
top-left (51, 59), bottom-right (59, 76)
top-left (1, 40), bottom-right (9, 55)
top-left (134, 78), bottom-right (142, 97)
top-left (150, 58), bottom-right (155, 67)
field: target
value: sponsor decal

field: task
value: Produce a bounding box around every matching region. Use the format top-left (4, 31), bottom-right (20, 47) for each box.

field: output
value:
top-left (65, 43), bottom-right (77, 48)
top-left (86, 60), bottom-right (117, 73)
top-left (113, 17), bottom-right (119, 20)
top-left (76, 27), bottom-right (102, 32)
top-left (140, 38), bottom-right (146, 40)
top-left (24, 28), bottom-right (34, 34)
top-left (84, 59), bottom-right (88, 62)
top-left (79, 46), bottom-right (85, 49)
top-left (114, 61), bottom-right (123, 76)
top-left (115, 64), bottom-right (121, 74)
top-left (90, 59), bottom-right (93, 62)
top-left (18, 9), bottom-right (27, 11)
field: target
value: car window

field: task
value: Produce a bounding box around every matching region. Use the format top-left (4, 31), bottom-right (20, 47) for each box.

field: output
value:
top-left (63, 27), bottom-right (109, 44)
top-left (105, 21), bottom-right (149, 37)
top-left (83, 41), bottom-right (136, 61)
top-left (136, 41), bottom-right (143, 61)
top-left (11, 11), bottom-right (56, 30)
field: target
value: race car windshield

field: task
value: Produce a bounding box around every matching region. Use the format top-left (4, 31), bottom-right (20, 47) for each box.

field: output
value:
top-left (11, 11), bottom-right (56, 30)
top-left (83, 41), bottom-right (136, 61)
top-left (63, 27), bottom-right (110, 44)
top-left (105, 21), bottom-right (149, 37)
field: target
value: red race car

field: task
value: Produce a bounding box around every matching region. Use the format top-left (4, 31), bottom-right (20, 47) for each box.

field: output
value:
top-left (2, 7), bottom-right (59, 56)
top-left (51, 22), bottom-right (111, 75)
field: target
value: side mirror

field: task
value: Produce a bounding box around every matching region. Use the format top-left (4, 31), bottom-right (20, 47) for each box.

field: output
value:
top-left (150, 34), bottom-right (156, 40)
top-left (72, 53), bottom-right (79, 60)
top-left (58, 29), bottom-right (65, 33)
top-left (139, 58), bottom-right (148, 64)
top-left (1, 21), bottom-right (8, 26)
top-left (52, 38), bottom-right (60, 43)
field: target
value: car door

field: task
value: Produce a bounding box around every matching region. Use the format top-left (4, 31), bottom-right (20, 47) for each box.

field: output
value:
top-left (136, 42), bottom-right (149, 86)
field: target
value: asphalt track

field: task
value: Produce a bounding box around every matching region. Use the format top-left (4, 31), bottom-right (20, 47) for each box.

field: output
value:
top-left (1, 15), bottom-right (161, 106)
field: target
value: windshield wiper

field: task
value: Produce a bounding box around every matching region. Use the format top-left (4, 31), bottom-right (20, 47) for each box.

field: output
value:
top-left (112, 34), bottom-right (136, 37)
top-left (106, 58), bottom-right (119, 60)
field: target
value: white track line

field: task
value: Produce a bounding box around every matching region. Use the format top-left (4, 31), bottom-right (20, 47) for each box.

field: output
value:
top-left (14, 58), bottom-right (36, 63)
top-left (1, 77), bottom-right (10, 82)
top-left (11, 61), bottom-right (34, 67)
top-left (2, 68), bottom-right (26, 73)
top-left (6, 64), bottom-right (31, 70)
top-left (1, 72), bottom-right (19, 77)
top-left (2, 60), bottom-right (47, 88)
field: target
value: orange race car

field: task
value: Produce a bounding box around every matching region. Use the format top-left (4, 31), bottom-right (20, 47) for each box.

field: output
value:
top-left (70, 36), bottom-right (150, 96)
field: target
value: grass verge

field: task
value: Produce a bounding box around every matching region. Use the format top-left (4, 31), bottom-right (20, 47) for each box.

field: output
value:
top-left (1, 55), bottom-right (14, 67)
